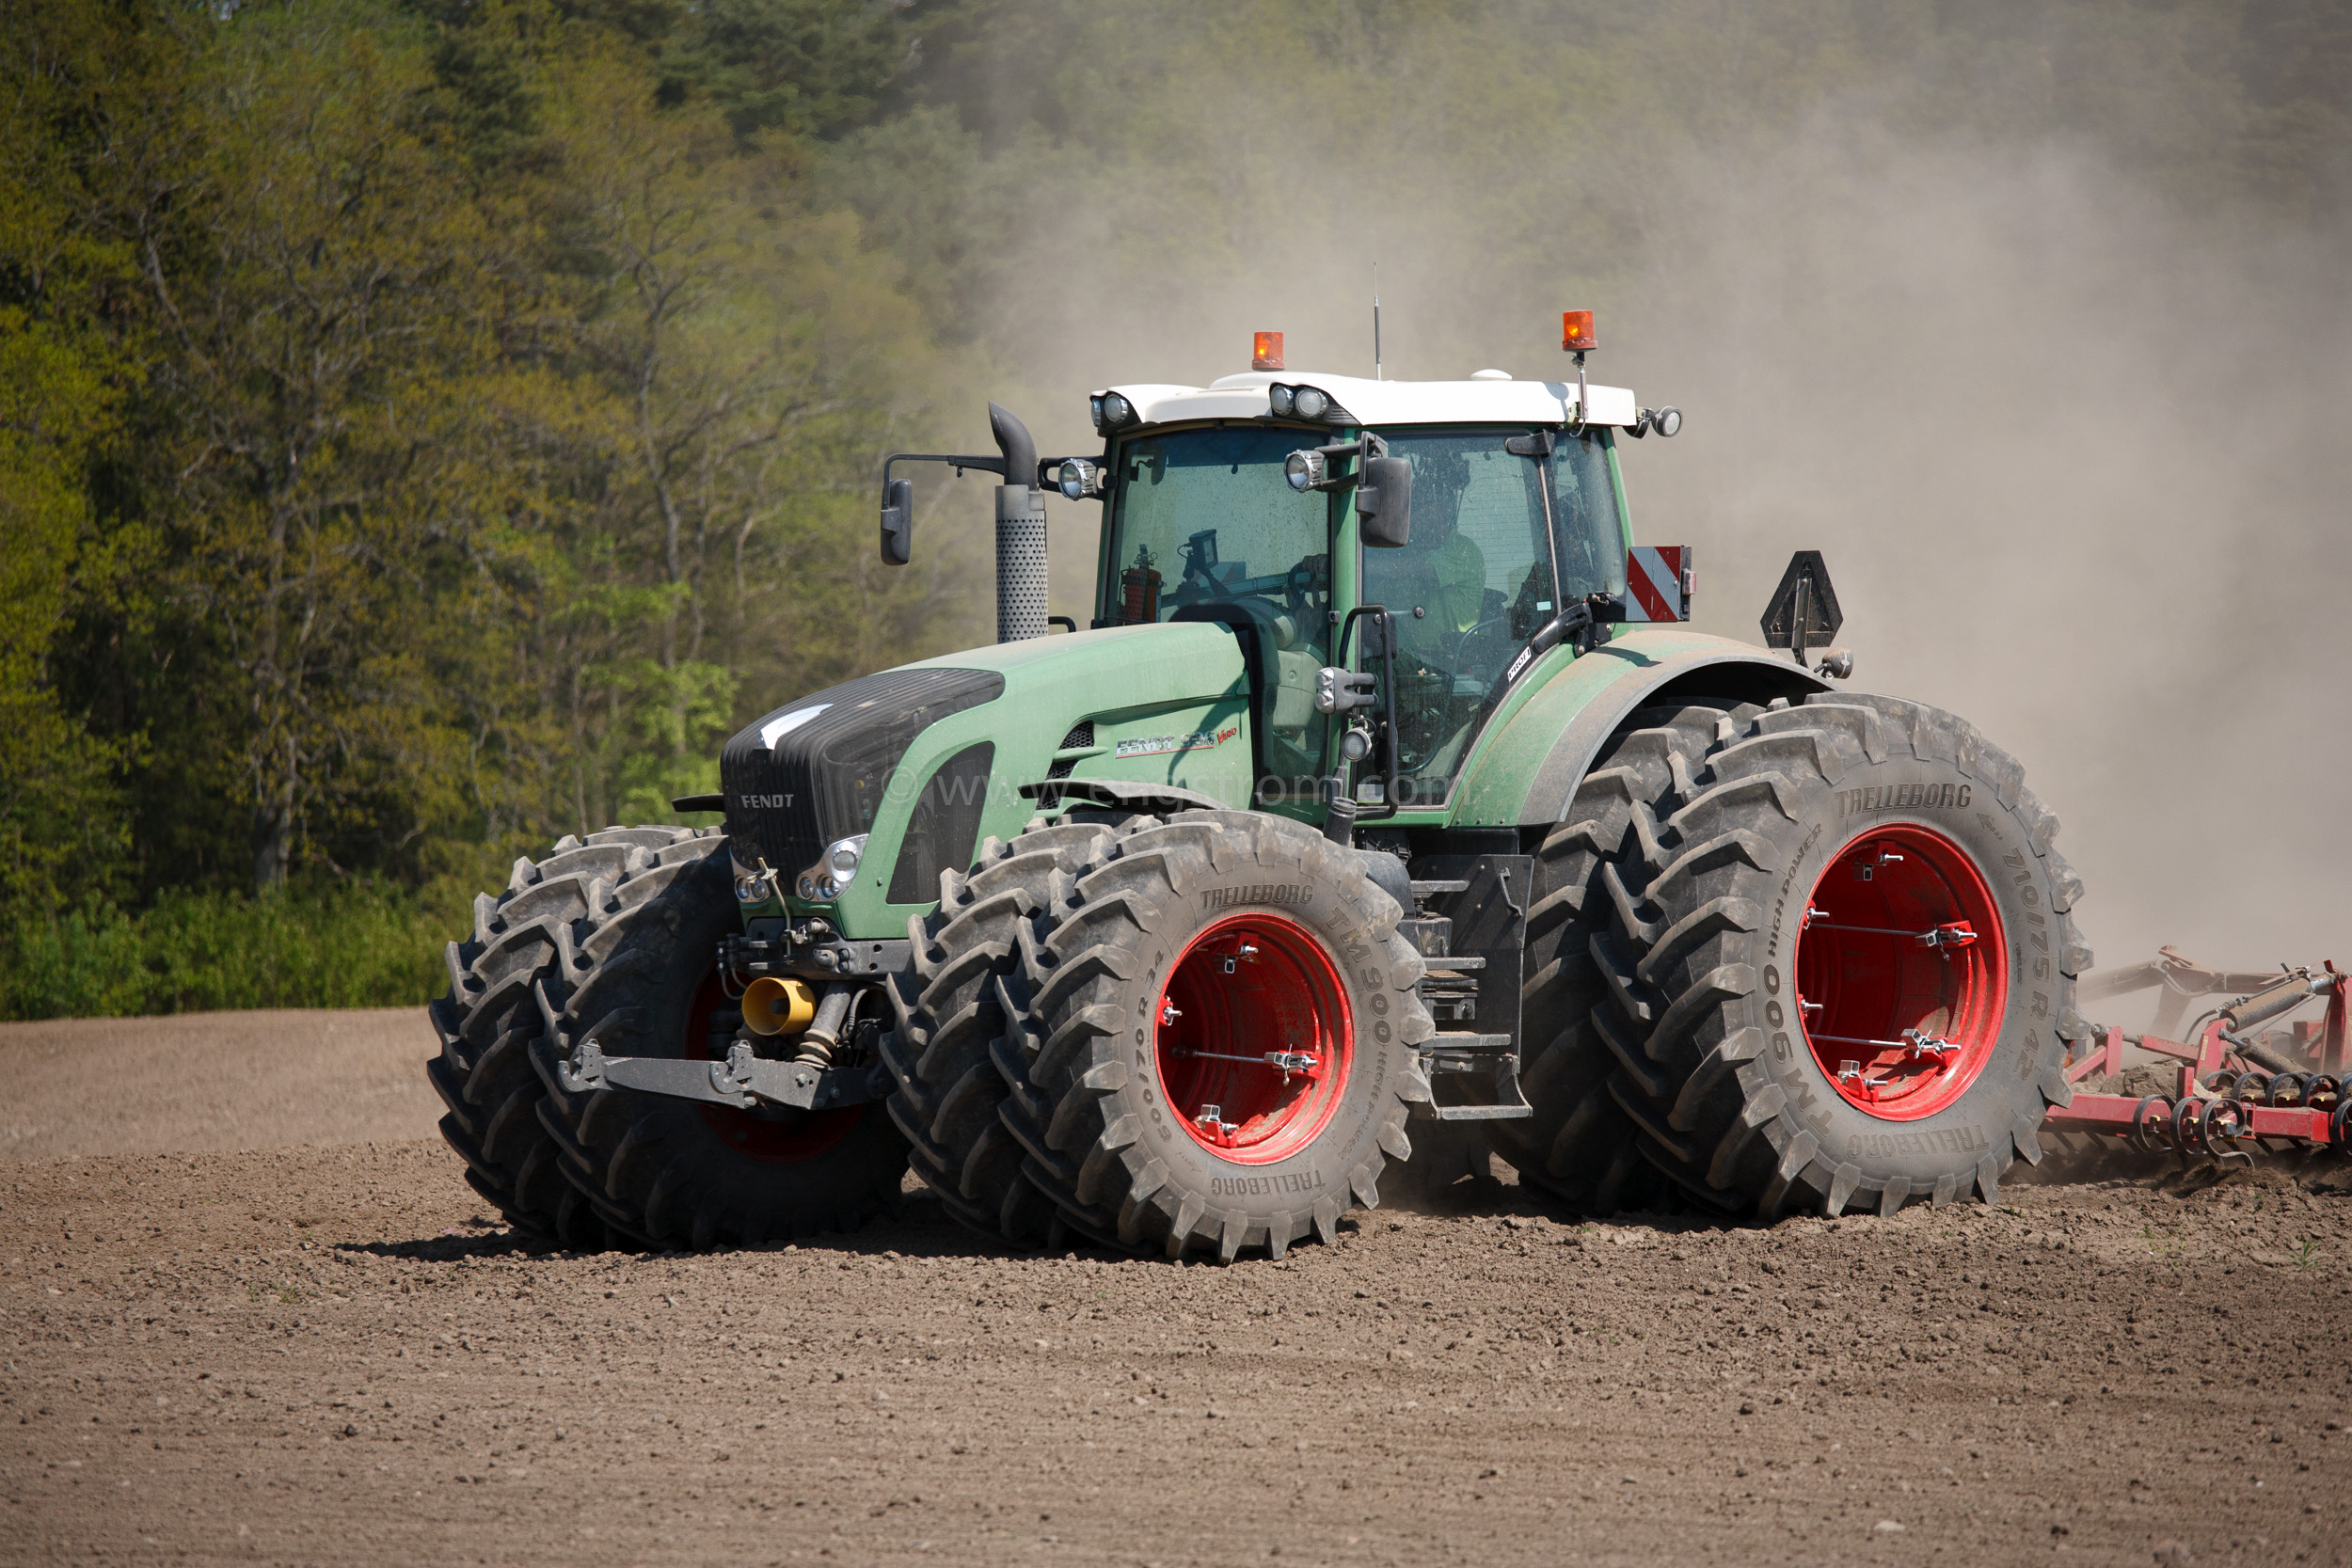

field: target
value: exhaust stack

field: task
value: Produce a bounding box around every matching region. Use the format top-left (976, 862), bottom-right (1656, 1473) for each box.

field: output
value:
top-left (989, 402), bottom-right (1046, 642)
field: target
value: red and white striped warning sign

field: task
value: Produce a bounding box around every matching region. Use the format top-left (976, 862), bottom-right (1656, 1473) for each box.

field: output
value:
top-left (1624, 545), bottom-right (1692, 623)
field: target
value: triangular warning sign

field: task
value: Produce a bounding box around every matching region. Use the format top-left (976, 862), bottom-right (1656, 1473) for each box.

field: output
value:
top-left (1760, 550), bottom-right (1842, 651)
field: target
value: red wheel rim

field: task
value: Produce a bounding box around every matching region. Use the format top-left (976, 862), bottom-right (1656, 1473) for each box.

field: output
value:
top-left (1793, 823), bottom-right (2008, 1121)
top-left (682, 964), bottom-right (864, 1164)
top-left (1153, 913), bottom-right (1353, 1164)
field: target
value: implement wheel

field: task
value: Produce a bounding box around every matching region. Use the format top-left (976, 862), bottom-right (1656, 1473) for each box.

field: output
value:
top-left (990, 810), bottom-right (1433, 1260)
top-left (1549, 695), bottom-right (2089, 1218)
top-left (520, 832), bottom-right (910, 1248)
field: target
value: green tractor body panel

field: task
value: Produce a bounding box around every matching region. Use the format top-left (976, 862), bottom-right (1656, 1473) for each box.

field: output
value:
top-left (734, 618), bottom-right (1821, 942)
top-left (1444, 629), bottom-right (1826, 827)
top-left (743, 621), bottom-right (1251, 940)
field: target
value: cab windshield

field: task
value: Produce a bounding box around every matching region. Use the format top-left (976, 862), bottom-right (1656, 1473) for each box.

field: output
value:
top-left (1102, 425), bottom-right (1334, 788)
top-left (1362, 427), bottom-right (1624, 805)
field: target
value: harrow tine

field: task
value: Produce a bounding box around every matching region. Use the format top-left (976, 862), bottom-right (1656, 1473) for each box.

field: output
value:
top-left (2203, 1098), bottom-right (2254, 1167)
top-left (2170, 1097), bottom-right (2205, 1164)
top-left (2042, 955), bottom-right (2351, 1165)
top-left (2129, 1095), bottom-right (2174, 1157)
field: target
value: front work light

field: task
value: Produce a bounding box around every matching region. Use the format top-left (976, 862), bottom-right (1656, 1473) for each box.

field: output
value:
top-left (1268, 384), bottom-right (1295, 417)
top-left (1284, 449), bottom-right (1327, 492)
top-left (1292, 386), bottom-right (1330, 420)
top-left (1100, 391), bottom-right (1135, 428)
top-left (1057, 457), bottom-right (1102, 499)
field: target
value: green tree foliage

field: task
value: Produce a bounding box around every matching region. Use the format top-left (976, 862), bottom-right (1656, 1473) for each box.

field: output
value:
top-left (0, 0), bottom-right (977, 1015)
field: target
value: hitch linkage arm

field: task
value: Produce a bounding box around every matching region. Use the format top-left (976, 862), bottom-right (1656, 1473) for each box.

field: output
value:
top-left (560, 1037), bottom-right (890, 1114)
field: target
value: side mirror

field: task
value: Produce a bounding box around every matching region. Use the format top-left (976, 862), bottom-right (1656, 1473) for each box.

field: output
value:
top-left (1356, 455), bottom-right (1413, 548)
top-left (879, 477), bottom-right (914, 565)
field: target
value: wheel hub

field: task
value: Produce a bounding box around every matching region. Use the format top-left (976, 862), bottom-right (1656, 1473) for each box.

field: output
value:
top-left (1794, 823), bottom-right (2008, 1120)
top-left (1153, 913), bottom-right (1352, 1164)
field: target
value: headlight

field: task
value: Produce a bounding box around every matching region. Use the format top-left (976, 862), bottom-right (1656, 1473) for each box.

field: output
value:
top-left (1268, 384), bottom-right (1295, 417)
top-left (1057, 458), bottom-right (1099, 500)
top-left (1653, 405), bottom-right (1682, 437)
top-left (1284, 450), bottom-right (1327, 492)
top-left (1292, 386), bottom-right (1329, 420)
top-left (1101, 391), bottom-right (1134, 428)
top-left (794, 834), bottom-right (867, 902)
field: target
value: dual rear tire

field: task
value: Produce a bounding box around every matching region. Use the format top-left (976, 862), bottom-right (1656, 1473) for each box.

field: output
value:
top-left (1492, 692), bottom-right (2092, 1218)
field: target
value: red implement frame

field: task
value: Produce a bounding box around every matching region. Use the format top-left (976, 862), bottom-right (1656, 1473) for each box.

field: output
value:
top-left (2043, 953), bottom-right (2349, 1160)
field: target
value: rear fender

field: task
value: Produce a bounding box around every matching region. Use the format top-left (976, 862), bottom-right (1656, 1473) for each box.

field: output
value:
top-left (1449, 629), bottom-right (1830, 829)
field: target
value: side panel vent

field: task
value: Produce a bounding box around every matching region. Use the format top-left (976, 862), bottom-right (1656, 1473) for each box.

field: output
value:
top-left (886, 742), bottom-right (996, 903)
top-left (1046, 721), bottom-right (1094, 781)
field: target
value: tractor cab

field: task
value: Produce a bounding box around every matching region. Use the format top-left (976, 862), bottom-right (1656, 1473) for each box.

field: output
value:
top-left (1072, 360), bottom-right (1660, 811)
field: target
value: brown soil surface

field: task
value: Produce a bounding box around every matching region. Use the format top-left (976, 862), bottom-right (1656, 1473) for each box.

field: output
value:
top-left (0, 1008), bottom-right (439, 1162)
top-left (5, 1012), bottom-right (2351, 1566)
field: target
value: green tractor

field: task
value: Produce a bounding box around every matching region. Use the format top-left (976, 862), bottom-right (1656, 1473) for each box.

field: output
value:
top-left (426, 317), bottom-right (2092, 1259)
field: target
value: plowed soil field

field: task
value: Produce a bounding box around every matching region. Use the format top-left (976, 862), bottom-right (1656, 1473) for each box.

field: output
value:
top-left (5, 1008), bottom-right (2349, 1566)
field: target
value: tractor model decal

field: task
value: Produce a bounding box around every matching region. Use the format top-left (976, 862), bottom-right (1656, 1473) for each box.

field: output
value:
top-left (1115, 723), bottom-right (1238, 759)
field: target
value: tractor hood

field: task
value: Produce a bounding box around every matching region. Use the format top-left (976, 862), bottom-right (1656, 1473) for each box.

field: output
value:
top-left (720, 621), bottom-right (1250, 934)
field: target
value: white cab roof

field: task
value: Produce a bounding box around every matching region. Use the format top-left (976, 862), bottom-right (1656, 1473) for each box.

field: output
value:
top-left (1103, 370), bottom-right (1642, 430)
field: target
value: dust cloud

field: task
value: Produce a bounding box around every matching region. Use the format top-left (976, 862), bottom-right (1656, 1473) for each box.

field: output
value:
top-left (907, 19), bottom-right (2350, 1005)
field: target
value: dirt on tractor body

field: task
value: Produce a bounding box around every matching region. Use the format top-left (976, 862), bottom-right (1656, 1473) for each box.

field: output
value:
top-left (4, 1009), bottom-right (2348, 1566)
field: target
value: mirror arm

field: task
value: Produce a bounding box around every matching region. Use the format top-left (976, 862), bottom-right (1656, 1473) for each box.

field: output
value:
top-left (883, 451), bottom-right (1008, 484)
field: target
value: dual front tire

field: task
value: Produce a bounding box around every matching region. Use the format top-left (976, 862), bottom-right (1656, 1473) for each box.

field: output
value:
top-left (438, 811), bottom-right (1435, 1261)
top-left (886, 809), bottom-right (1434, 1260)
top-left (430, 827), bottom-right (908, 1249)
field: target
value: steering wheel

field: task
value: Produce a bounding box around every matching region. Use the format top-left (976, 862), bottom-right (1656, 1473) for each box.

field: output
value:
top-left (1438, 615), bottom-right (1514, 697)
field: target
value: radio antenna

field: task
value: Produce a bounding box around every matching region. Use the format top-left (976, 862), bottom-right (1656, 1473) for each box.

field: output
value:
top-left (1372, 264), bottom-right (1383, 381)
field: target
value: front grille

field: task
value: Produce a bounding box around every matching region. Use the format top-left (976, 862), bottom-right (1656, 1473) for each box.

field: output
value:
top-left (721, 668), bottom-right (1005, 878)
